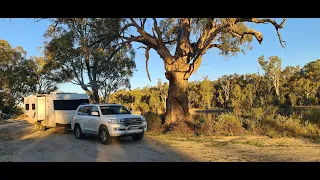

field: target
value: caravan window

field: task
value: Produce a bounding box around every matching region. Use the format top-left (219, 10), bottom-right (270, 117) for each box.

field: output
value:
top-left (32, 104), bottom-right (35, 110)
top-left (25, 104), bottom-right (29, 111)
top-left (53, 99), bottom-right (89, 110)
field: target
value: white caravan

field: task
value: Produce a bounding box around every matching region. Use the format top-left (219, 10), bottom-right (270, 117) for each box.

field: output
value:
top-left (24, 92), bottom-right (89, 131)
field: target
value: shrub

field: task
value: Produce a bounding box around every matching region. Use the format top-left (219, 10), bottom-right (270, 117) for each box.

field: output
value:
top-left (262, 105), bottom-right (279, 120)
top-left (144, 112), bottom-right (163, 131)
top-left (302, 108), bottom-right (320, 127)
top-left (163, 120), bottom-right (197, 137)
top-left (249, 107), bottom-right (264, 120)
top-left (259, 114), bottom-right (320, 139)
top-left (274, 115), bottom-right (304, 137)
top-left (213, 113), bottom-right (244, 136)
top-left (242, 118), bottom-right (260, 134)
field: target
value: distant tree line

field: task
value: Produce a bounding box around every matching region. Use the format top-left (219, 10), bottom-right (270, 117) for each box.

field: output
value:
top-left (109, 57), bottom-right (320, 115)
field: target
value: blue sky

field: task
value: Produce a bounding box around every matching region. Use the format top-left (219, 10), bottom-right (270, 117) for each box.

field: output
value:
top-left (1, 18), bottom-right (320, 93)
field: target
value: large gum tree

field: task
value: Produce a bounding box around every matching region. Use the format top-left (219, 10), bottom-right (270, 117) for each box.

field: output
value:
top-left (122, 18), bottom-right (287, 124)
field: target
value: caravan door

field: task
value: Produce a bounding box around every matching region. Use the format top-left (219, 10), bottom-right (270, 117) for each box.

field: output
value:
top-left (37, 97), bottom-right (46, 120)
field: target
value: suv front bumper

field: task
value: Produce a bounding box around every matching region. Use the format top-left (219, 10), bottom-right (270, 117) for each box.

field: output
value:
top-left (108, 124), bottom-right (147, 137)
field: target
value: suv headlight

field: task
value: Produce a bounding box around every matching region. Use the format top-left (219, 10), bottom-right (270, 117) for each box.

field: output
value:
top-left (108, 119), bottom-right (124, 124)
top-left (141, 116), bottom-right (146, 122)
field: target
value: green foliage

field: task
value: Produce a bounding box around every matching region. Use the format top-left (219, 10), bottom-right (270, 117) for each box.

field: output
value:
top-left (110, 58), bottom-right (320, 131)
top-left (302, 108), bottom-right (320, 127)
top-left (143, 112), bottom-right (163, 131)
top-left (188, 81), bottom-right (201, 108)
top-left (199, 76), bottom-right (214, 109)
top-left (301, 59), bottom-right (320, 82)
top-left (213, 113), bottom-right (244, 136)
top-left (258, 55), bottom-right (282, 101)
top-left (0, 39), bottom-right (59, 115)
top-left (44, 18), bottom-right (136, 103)
top-left (290, 78), bottom-right (320, 106)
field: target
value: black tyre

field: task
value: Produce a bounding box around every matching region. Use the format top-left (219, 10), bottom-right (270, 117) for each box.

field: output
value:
top-left (35, 122), bottom-right (40, 131)
top-left (132, 132), bottom-right (144, 141)
top-left (99, 126), bottom-right (112, 145)
top-left (75, 124), bottom-right (85, 139)
top-left (39, 122), bottom-right (45, 131)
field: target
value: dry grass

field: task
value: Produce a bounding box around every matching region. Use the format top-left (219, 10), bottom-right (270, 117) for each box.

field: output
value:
top-left (146, 132), bottom-right (320, 162)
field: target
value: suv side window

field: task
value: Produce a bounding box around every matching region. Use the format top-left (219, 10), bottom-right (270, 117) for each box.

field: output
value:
top-left (91, 106), bottom-right (99, 116)
top-left (77, 106), bottom-right (84, 115)
top-left (82, 106), bottom-right (92, 116)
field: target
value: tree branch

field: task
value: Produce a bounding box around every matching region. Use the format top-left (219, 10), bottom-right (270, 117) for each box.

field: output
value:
top-left (145, 47), bottom-right (151, 82)
top-left (230, 28), bottom-right (263, 44)
top-left (70, 80), bottom-right (80, 85)
top-left (235, 18), bottom-right (287, 48)
top-left (152, 18), bottom-right (163, 40)
top-left (138, 46), bottom-right (152, 81)
top-left (129, 18), bottom-right (158, 46)
top-left (208, 44), bottom-right (240, 52)
top-left (88, 22), bottom-right (134, 48)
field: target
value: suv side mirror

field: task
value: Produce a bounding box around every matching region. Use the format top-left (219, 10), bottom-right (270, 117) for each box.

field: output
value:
top-left (91, 111), bottom-right (99, 116)
top-left (129, 108), bottom-right (132, 113)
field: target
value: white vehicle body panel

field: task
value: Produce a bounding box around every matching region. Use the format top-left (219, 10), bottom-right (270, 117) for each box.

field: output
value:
top-left (24, 92), bottom-right (89, 128)
top-left (71, 104), bottom-right (147, 137)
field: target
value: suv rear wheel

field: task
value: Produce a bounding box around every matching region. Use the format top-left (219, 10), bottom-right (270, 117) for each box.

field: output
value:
top-left (75, 124), bottom-right (85, 139)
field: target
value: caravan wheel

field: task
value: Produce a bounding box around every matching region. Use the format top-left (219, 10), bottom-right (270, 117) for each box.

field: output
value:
top-left (35, 122), bottom-right (40, 131)
top-left (35, 122), bottom-right (45, 131)
top-left (39, 123), bottom-right (45, 131)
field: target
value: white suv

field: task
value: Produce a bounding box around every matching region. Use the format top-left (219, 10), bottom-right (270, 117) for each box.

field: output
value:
top-left (71, 104), bottom-right (147, 144)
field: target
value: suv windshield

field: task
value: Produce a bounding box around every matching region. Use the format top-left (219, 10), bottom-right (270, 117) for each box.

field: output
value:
top-left (99, 105), bottom-right (131, 115)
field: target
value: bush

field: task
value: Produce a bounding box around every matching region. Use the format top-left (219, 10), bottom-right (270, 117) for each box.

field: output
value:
top-left (163, 120), bottom-right (198, 137)
top-left (302, 108), bottom-right (320, 127)
top-left (163, 113), bottom-right (245, 137)
top-left (274, 115), bottom-right (304, 137)
top-left (262, 105), bottom-right (279, 120)
top-left (258, 114), bottom-right (320, 139)
top-left (242, 118), bottom-right (260, 134)
top-left (212, 113), bottom-right (244, 136)
top-left (144, 112), bottom-right (163, 131)
top-left (248, 107), bottom-right (264, 120)
top-left (147, 107), bottom-right (320, 141)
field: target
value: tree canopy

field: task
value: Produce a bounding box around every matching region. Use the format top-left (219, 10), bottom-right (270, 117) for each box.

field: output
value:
top-left (44, 18), bottom-right (136, 103)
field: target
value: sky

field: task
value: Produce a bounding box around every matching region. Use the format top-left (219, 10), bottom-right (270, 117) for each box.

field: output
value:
top-left (1, 18), bottom-right (320, 94)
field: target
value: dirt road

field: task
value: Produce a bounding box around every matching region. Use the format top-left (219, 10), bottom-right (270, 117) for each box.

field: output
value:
top-left (0, 119), bottom-right (193, 162)
top-left (1, 119), bottom-right (319, 162)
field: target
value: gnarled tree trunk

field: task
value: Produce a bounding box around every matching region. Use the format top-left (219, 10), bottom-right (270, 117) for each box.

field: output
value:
top-left (164, 71), bottom-right (190, 124)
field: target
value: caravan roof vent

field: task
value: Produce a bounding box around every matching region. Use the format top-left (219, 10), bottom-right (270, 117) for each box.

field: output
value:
top-left (50, 91), bottom-right (75, 94)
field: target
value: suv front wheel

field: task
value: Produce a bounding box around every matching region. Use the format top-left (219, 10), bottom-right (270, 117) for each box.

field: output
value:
top-left (132, 132), bottom-right (144, 141)
top-left (99, 126), bottom-right (112, 145)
